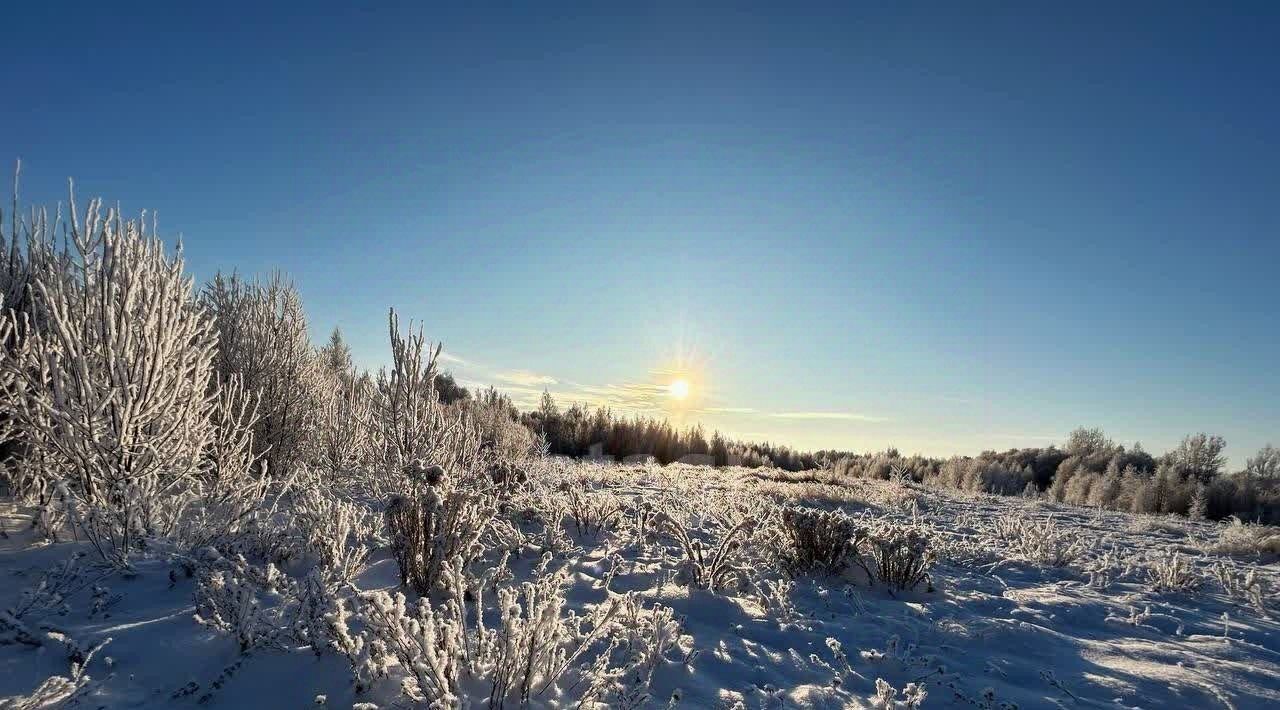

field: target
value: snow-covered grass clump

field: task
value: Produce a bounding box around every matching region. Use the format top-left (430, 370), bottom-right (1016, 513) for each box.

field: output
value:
top-left (1206, 517), bottom-right (1280, 559)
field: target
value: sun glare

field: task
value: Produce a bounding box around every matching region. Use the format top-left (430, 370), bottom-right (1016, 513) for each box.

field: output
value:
top-left (668, 378), bottom-right (690, 400)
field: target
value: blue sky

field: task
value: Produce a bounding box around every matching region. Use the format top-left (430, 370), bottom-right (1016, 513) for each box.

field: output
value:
top-left (4, 2), bottom-right (1277, 465)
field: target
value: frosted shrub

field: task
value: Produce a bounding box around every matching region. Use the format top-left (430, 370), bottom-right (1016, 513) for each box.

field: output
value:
top-left (756, 578), bottom-right (799, 621)
top-left (194, 567), bottom-right (267, 652)
top-left (0, 637), bottom-right (108, 710)
top-left (870, 678), bottom-right (927, 709)
top-left (0, 195), bottom-right (219, 566)
top-left (384, 463), bottom-right (497, 596)
top-left (372, 310), bottom-right (482, 486)
top-left (626, 498), bottom-right (662, 547)
top-left (1083, 548), bottom-right (1138, 589)
top-left (992, 514), bottom-right (1091, 568)
top-left (486, 460), bottom-right (529, 492)
top-left (5, 552), bottom-right (87, 625)
top-left (291, 484), bottom-right (376, 583)
top-left (317, 371), bottom-right (376, 475)
top-left (193, 561), bottom-right (287, 653)
top-left (612, 596), bottom-right (696, 707)
top-left (293, 571), bottom-right (360, 658)
top-left (779, 506), bottom-right (864, 577)
top-left (352, 555), bottom-right (624, 707)
top-left (858, 519), bottom-right (935, 592)
top-left (177, 374), bottom-right (270, 550)
top-left (563, 482), bottom-right (624, 538)
top-left (479, 556), bottom-right (623, 706)
top-left (0, 670), bottom-right (88, 710)
top-left (1145, 550), bottom-right (1202, 594)
top-left (657, 511), bottom-right (757, 592)
top-left (464, 389), bottom-right (539, 464)
top-left (1211, 560), bottom-right (1270, 616)
top-left (354, 578), bottom-right (470, 704)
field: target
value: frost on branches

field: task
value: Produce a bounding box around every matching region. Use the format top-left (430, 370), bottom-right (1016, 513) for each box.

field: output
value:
top-left (0, 192), bottom-right (255, 566)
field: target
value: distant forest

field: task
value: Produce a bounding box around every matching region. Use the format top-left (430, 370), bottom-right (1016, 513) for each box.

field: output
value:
top-left (431, 373), bottom-right (1279, 524)
top-left (431, 372), bottom-right (821, 471)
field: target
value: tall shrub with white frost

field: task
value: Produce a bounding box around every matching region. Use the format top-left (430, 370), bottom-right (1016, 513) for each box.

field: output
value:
top-left (0, 191), bottom-right (216, 564)
top-left (372, 309), bottom-right (481, 482)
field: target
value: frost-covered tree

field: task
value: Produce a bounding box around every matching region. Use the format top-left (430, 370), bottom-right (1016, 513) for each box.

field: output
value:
top-left (1245, 444), bottom-right (1280, 478)
top-left (318, 326), bottom-right (353, 378)
top-left (462, 387), bottom-right (536, 462)
top-left (1065, 427), bottom-right (1113, 458)
top-left (203, 272), bottom-right (321, 476)
top-left (1168, 433), bottom-right (1227, 483)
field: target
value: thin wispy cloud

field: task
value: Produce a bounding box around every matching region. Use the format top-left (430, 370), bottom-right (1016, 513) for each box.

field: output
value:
top-left (699, 406), bottom-right (885, 423)
top-left (769, 411), bottom-right (887, 423)
top-left (441, 353), bottom-right (558, 399)
top-left (494, 370), bottom-right (558, 387)
top-left (437, 351), bottom-right (474, 367)
top-left (568, 382), bottom-right (669, 412)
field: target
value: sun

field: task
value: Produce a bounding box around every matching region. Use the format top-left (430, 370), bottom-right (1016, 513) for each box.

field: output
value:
top-left (668, 378), bottom-right (690, 400)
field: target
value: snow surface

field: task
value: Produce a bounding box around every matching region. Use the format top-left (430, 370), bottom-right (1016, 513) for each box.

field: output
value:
top-left (2, 464), bottom-right (1278, 709)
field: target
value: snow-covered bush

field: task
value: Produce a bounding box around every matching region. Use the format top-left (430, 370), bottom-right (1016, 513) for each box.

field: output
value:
top-left (193, 561), bottom-right (285, 653)
top-left (0, 637), bottom-right (108, 710)
top-left (293, 571), bottom-right (360, 658)
top-left (869, 677), bottom-right (927, 709)
top-left (316, 370), bottom-right (376, 476)
top-left (1082, 546), bottom-right (1140, 589)
top-left (4, 552), bottom-right (87, 626)
top-left (176, 374), bottom-right (270, 551)
top-left (478, 556), bottom-right (623, 706)
top-left (372, 310), bottom-right (482, 486)
top-left (656, 511), bottom-right (757, 592)
top-left (290, 483), bottom-right (377, 583)
top-left (384, 463), bottom-right (497, 596)
top-left (486, 460), bottom-right (529, 493)
top-left (1211, 560), bottom-right (1270, 616)
top-left (779, 506), bottom-right (863, 577)
top-left (857, 519), bottom-right (935, 592)
top-left (611, 596), bottom-right (695, 707)
top-left (462, 387), bottom-right (540, 463)
top-left (350, 577), bottom-right (469, 703)
top-left (0, 196), bottom-right (219, 566)
top-left (563, 481), bottom-right (624, 538)
top-left (992, 513), bottom-right (1092, 568)
top-left (0, 188), bottom-right (70, 502)
top-left (351, 554), bottom-right (624, 707)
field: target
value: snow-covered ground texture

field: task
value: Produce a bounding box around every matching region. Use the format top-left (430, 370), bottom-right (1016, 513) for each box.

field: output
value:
top-left (3, 461), bottom-right (1278, 709)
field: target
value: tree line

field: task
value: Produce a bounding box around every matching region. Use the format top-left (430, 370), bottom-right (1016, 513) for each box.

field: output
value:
top-left (827, 428), bottom-right (1280, 523)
